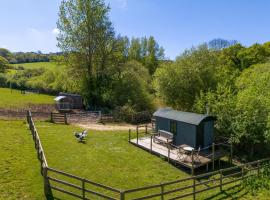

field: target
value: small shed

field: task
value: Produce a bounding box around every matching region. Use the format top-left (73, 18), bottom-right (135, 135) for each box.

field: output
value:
top-left (153, 108), bottom-right (215, 148)
top-left (54, 93), bottom-right (83, 111)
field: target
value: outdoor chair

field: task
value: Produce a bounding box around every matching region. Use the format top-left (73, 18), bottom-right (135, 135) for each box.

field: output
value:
top-left (74, 130), bottom-right (88, 142)
top-left (193, 147), bottom-right (201, 162)
top-left (177, 147), bottom-right (188, 161)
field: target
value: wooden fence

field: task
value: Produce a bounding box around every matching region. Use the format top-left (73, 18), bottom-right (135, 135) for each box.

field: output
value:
top-left (129, 124), bottom-right (233, 174)
top-left (50, 112), bottom-right (68, 124)
top-left (26, 111), bottom-right (270, 200)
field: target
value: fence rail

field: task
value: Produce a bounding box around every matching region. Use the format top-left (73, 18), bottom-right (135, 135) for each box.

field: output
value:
top-left (50, 112), bottom-right (68, 124)
top-left (26, 110), bottom-right (270, 200)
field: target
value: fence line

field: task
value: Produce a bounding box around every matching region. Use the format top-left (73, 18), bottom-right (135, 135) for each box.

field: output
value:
top-left (26, 111), bottom-right (270, 200)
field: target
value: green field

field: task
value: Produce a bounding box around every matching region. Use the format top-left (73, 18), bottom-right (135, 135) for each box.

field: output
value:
top-left (0, 88), bottom-right (54, 109)
top-left (1, 119), bottom-right (270, 199)
top-left (0, 120), bottom-right (44, 200)
top-left (11, 62), bottom-right (65, 70)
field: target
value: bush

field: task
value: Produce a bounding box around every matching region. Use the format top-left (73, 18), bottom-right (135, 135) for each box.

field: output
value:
top-left (0, 73), bottom-right (7, 87)
top-left (243, 162), bottom-right (270, 195)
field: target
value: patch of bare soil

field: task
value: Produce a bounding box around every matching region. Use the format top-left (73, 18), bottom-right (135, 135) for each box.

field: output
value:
top-left (74, 122), bottom-right (136, 131)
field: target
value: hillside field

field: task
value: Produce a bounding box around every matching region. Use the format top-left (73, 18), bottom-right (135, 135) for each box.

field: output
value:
top-left (0, 88), bottom-right (54, 109)
top-left (11, 62), bottom-right (66, 70)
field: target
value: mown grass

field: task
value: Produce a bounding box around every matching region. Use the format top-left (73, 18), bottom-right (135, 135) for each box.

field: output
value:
top-left (11, 62), bottom-right (65, 70)
top-left (1, 119), bottom-right (270, 199)
top-left (0, 87), bottom-right (54, 109)
top-left (0, 120), bottom-right (44, 200)
top-left (35, 122), bottom-right (270, 199)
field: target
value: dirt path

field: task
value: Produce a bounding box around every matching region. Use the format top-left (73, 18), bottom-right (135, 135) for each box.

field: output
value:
top-left (74, 122), bottom-right (136, 131)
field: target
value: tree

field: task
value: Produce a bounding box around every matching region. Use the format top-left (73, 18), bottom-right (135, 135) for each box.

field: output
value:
top-left (128, 38), bottom-right (141, 61)
top-left (207, 38), bottom-right (238, 50)
top-left (193, 85), bottom-right (237, 139)
top-left (57, 0), bottom-right (115, 107)
top-left (0, 56), bottom-right (8, 72)
top-left (144, 36), bottom-right (164, 75)
top-left (154, 45), bottom-right (219, 110)
top-left (232, 63), bottom-right (270, 157)
top-left (111, 60), bottom-right (153, 111)
top-left (0, 48), bottom-right (12, 61)
top-left (238, 43), bottom-right (270, 70)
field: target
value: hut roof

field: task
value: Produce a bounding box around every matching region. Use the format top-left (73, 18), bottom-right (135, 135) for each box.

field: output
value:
top-left (59, 92), bottom-right (82, 97)
top-left (153, 108), bottom-right (215, 125)
top-left (54, 96), bottom-right (66, 101)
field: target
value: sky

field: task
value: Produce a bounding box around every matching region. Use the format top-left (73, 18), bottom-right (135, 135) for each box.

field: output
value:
top-left (0, 0), bottom-right (270, 59)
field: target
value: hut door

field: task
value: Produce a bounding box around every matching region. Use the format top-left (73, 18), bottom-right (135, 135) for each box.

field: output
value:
top-left (170, 121), bottom-right (177, 135)
top-left (196, 124), bottom-right (204, 148)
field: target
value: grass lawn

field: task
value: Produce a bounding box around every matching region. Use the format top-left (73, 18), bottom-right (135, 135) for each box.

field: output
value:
top-left (0, 120), bottom-right (44, 200)
top-left (11, 62), bottom-right (65, 70)
top-left (37, 122), bottom-right (190, 198)
top-left (35, 122), bottom-right (270, 200)
top-left (0, 87), bottom-right (54, 109)
top-left (1, 119), bottom-right (269, 199)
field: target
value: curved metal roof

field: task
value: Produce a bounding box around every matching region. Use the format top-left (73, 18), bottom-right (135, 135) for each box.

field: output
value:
top-left (153, 108), bottom-right (215, 125)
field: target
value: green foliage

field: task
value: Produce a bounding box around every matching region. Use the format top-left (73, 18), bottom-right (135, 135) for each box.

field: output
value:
top-left (0, 56), bottom-right (8, 72)
top-left (194, 62), bottom-right (270, 157)
top-left (110, 60), bottom-right (153, 111)
top-left (56, 0), bottom-right (158, 111)
top-left (193, 85), bottom-right (237, 139)
top-left (128, 36), bottom-right (165, 75)
top-left (232, 63), bottom-right (270, 156)
top-left (243, 162), bottom-right (270, 196)
top-left (0, 48), bottom-right (13, 61)
top-left (0, 73), bottom-right (7, 87)
top-left (154, 45), bottom-right (219, 110)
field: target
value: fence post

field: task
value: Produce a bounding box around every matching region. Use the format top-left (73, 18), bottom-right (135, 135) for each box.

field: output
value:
top-left (120, 191), bottom-right (125, 200)
top-left (160, 184), bottom-right (164, 200)
top-left (193, 177), bottom-right (196, 200)
top-left (82, 179), bottom-right (85, 199)
top-left (64, 113), bottom-right (68, 124)
top-left (26, 111), bottom-right (30, 124)
top-left (145, 125), bottom-right (148, 134)
top-left (212, 143), bottom-right (215, 171)
top-left (128, 129), bottom-right (131, 143)
top-left (150, 135), bottom-right (153, 153)
top-left (50, 112), bottom-right (53, 123)
top-left (191, 150), bottom-right (194, 175)
top-left (43, 166), bottom-right (50, 197)
top-left (136, 126), bottom-right (139, 144)
top-left (241, 165), bottom-right (244, 180)
top-left (219, 170), bottom-right (223, 191)
top-left (230, 142), bottom-right (233, 164)
top-left (167, 144), bottom-right (170, 162)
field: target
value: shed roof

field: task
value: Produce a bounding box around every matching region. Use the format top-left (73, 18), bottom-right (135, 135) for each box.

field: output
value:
top-left (59, 92), bottom-right (82, 97)
top-left (54, 96), bottom-right (66, 101)
top-left (153, 108), bottom-right (215, 125)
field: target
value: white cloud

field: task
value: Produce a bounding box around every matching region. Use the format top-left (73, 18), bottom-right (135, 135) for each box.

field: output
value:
top-left (52, 28), bottom-right (60, 35)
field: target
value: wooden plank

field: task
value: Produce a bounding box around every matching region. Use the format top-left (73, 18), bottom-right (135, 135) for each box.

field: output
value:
top-left (84, 188), bottom-right (118, 200)
top-left (48, 176), bottom-right (82, 190)
top-left (50, 186), bottom-right (85, 199)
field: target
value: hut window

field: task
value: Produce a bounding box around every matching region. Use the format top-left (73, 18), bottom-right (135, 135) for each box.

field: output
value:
top-left (170, 121), bottom-right (177, 135)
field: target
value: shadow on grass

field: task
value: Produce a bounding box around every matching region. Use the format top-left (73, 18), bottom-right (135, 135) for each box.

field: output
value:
top-left (203, 184), bottom-right (248, 200)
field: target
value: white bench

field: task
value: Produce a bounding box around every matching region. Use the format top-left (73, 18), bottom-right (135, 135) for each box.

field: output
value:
top-left (153, 130), bottom-right (173, 145)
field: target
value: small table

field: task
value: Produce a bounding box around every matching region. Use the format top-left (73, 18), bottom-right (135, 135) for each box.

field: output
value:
top-left (183, 146), bottom-right (194, 153)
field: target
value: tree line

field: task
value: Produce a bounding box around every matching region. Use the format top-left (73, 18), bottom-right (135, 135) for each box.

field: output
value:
top-left (155, 42), bottom-right (270, 159)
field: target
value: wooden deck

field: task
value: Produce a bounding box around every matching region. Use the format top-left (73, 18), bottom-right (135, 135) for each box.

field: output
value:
top-left (130, 136), bottom-right (228, 173)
